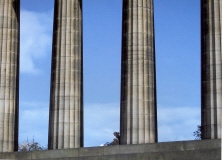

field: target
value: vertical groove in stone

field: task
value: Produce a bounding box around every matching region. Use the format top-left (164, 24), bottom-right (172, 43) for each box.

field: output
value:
top-left (48, 0), bottom-right (83, 149)
top-left (120, 0), bottom-right (157, 145)
top-left (0, 0), bottom-right (19, 152)
top-left (201, 0), bottom-right (222, 139)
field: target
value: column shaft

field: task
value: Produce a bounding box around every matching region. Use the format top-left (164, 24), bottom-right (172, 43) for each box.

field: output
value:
top-left (48, 0), bottom-right (83, 149)
top-left (120, 0), bottom-right (157, 144)
top-left (201, 0), bottom-right (222, 139)
top-left (0, 0), bottom-right (20, 152)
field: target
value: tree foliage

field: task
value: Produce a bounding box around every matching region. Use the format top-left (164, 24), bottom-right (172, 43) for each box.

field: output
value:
top-left (102, 132), bottom-right (120, 146)
top-left (193, 125), bottom-right (202, 140)
top-left (19, 139), bottom-right (46, 152)
top-left (109, 132), bottom-right (120, 145)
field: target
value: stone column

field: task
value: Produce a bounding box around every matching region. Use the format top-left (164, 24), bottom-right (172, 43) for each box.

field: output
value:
top-left (0, 0), bottom-right (20, 152)
top-left (48, 0), bottom-right (83, 149)
top-left (120, 0), bottom-right (157, 144)
top-left (201, 0), bottom-right (222, 139)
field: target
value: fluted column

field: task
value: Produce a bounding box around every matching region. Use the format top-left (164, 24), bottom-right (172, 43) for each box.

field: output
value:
top-left (48, 0), bottom-right (83, 149)
top-left (201, 0), bottom-right (222, 139)
top-left (120, 0), bottom-right (157, 144)
top-left (0, 0), bottom-right (20, 152)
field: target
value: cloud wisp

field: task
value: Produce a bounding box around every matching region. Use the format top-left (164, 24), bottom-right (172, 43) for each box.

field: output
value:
top-left (19, 102), bottom-right (200, 147)
top-left (84, 103), bottom-right (120, 147)
top-left (158, 105), bottom-right (200, 142)
top-left (84, 103), bottom-right (200, 146)
top-left (19, 101), bottom-right (49, 146)
top-left (20, 10), bottom-right (53, 74)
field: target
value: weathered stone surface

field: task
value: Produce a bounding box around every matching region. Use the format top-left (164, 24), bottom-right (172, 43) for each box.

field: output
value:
top-left (201, 0), bottom-right (222, 139)
top-left (120, 0), bottom-right (157, 144)
top-left (0, 0), bottom-right (20, 152)
top-left (0, 140), bottom-right (220, 160)
top-left (48, 0), bottom-right (83, 149)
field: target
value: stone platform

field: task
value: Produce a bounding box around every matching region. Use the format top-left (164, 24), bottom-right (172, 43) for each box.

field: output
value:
top-left (0, 139), bottom-right (220, 160)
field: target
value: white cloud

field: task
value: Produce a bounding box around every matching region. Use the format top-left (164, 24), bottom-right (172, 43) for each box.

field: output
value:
top-left (84, 103), bottom-right (200, 146)
top-left (84, 103), bottom-right (120, 147)
top-left (19, 102), bottom-right (200, 148)
top-left (19, 101), bottom-right (49, 146)
top-left (157, 105), bottom-right (200, 142)
top-left (20, 10), bottom-right (53, 74)
top-left (19, 102), bottom-right (121, 147)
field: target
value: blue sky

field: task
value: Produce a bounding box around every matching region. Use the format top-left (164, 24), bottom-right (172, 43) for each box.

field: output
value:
top-left (19, 0), bottom-right (200, 147)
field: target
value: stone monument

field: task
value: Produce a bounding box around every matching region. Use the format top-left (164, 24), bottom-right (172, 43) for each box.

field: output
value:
top-left (0, 0), bottom-right (20, 152)
top-left (120, 0), bottom-right (157, 144)
top-left (48, 0), bottom-right (83, 149)
top-left (201, 0), bottom-right (222, 139)
top-left (0, 1), bottom-right (220, 158)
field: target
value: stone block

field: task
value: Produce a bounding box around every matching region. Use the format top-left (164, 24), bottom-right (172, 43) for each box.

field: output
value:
top-left (31, 148), bottom-right (79, 159)
top-left (0, 151), bottom-right (31, 159)
top-left (103, 145), bottom-right (120, 155)
top-left (0, 140), bottom-right (220, 159)
top-left (79, 147), bottom-right (104, 157)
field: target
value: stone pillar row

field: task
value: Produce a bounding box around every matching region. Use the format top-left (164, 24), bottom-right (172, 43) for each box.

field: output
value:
top-left (0, 0), bottom-right (221, 153)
